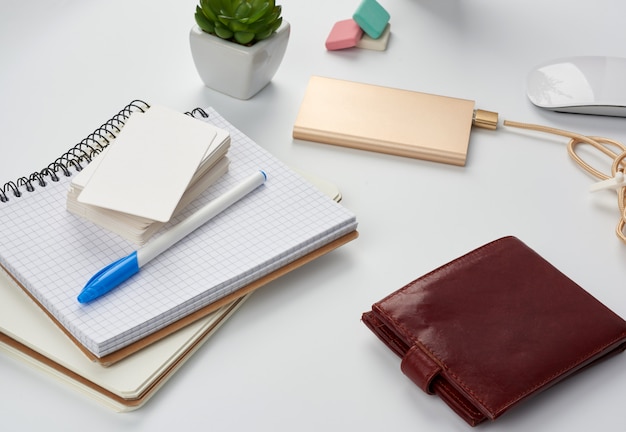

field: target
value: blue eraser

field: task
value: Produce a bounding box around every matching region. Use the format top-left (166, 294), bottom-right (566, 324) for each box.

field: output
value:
top-left (353, 0), bottom-right (390, 39)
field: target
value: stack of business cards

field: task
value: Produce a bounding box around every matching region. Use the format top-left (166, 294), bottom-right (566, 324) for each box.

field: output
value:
top-left (67, 105), bottom-right (230, 245)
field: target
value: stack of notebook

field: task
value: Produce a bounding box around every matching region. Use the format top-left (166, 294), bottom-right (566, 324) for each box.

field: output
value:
top-left (0, 101), bottom-right (358, 410)
top-left (0, 267), bottom-right (247, 411)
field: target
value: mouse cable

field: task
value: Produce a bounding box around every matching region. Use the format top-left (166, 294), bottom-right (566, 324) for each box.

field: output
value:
top-left (472, 109), bottom-right (626, 244)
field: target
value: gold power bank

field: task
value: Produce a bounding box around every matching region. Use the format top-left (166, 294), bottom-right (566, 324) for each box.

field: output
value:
top-left (293, 76), bottom-right (477, 166)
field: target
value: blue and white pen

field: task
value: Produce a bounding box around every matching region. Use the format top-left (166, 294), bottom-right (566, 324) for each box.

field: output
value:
top-left (77, 170), bottom-right (267, 304)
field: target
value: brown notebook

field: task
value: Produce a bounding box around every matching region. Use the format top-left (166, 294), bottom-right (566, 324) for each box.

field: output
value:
top-left (362, 236), bottom-right (626, 426)
top-left (293, 76), bottom-right (477, 166)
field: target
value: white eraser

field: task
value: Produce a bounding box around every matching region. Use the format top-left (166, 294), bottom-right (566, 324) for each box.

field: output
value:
top-left (356, 23), bottom-right (391, 51)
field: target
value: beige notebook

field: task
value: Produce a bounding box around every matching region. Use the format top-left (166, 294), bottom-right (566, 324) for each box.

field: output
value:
top-left (293, 76), bottom-right (477, 166)
top-left (0, 265), bottom-right (246, 412)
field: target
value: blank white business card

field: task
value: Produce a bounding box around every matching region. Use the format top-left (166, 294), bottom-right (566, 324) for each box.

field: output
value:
top-left (78, 105), bottom-right (216, 222)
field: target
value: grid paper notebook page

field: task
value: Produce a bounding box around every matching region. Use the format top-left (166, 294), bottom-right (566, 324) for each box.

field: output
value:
top-left (0, 108), bottom-right (357, 357)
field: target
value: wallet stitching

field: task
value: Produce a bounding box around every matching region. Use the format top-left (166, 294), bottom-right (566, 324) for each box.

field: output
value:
top-left (488, 333), bottom-right (626, 416)
top-left (433, 378), bottom-right (486, 422)
top-left (383, 302), bottom-right (626, 416)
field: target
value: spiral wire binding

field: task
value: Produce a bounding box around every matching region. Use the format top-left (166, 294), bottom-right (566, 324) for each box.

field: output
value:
top-left (185, 107), bottom-right (209, 119)
top-left (1, 102), bottom-right (211, 204)
top-left (0, 100), bottom-right (153, 203)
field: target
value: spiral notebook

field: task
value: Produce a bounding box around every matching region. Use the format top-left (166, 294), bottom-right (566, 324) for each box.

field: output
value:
top-left (0, 101), bottom-right (358, 364)
top-left (0, 171), bottom-right (342, 412)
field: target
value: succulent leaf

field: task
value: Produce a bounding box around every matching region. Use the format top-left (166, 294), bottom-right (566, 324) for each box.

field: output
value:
top-left (234, 32), bottom-right (255, 45)
top-left (254, 29), bottom-right (272, 41)
top-left (201, 0), bottom-right (220, 21)
top-left (246, 2), bottom-right (270, 24)
top-left (230, 20), bottom-right (250, 32)
top-left (234, 2), bottom-right (252, 20)
top-left (220, 0), bottom-right (235, 17)
top-left (214, 23), bottom-right (234, 40)
top-left (195, 6), bottom-right (216, 33)
top-left (250, 0), bottom-right (268, 10)
top-left (216, 14), bottom-right (230, 26)
top-left (200, 0), bottom-right (221, 21)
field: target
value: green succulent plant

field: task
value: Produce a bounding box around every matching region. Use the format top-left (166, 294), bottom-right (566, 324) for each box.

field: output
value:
top-left (195, 0), bottom-right (283, 46)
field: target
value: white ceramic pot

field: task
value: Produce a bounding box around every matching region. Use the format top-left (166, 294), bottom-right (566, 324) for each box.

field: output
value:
top-left (189, 20), bottom-right (290, 100)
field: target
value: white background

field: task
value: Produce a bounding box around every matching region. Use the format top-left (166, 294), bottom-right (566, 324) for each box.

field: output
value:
top-left (2, 1), bottom-right (626, 430)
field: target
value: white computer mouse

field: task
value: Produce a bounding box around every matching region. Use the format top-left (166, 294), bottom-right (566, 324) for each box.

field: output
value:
top-left (527, 56), bottom-right (626, 117)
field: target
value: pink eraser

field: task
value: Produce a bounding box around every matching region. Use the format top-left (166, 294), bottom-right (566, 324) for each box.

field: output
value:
top-left (325, 19), bottom-right (363, 50)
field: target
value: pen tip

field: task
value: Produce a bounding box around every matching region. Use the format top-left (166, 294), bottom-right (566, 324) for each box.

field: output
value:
top-left (77, 291), bottom-right (91, 304)
top-left (260, 170), bottom-right (267, 181)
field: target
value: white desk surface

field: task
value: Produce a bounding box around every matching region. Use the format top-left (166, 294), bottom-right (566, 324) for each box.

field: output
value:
top-left (2, 0), bottom-right (626, 430)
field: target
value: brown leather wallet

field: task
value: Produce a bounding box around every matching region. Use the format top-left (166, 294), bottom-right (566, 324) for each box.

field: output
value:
top-left (362, 236), bottom-right (626, 426)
